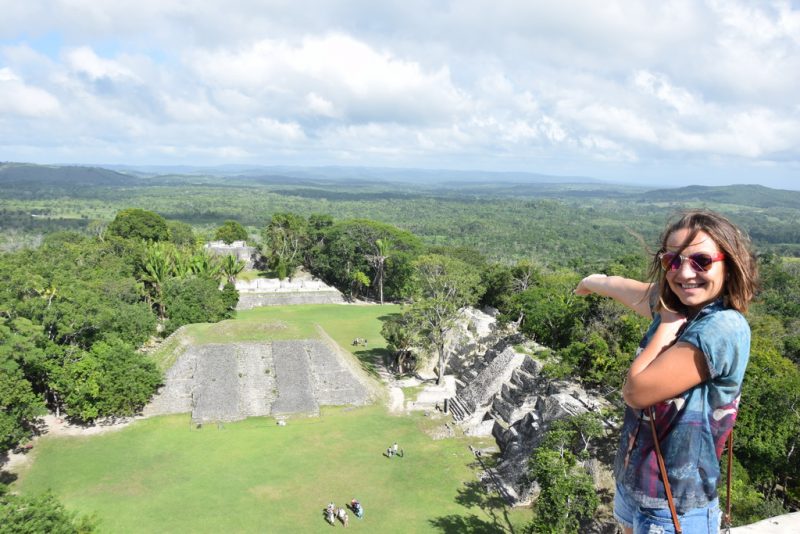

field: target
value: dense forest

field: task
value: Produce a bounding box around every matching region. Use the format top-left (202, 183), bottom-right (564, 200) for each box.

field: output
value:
top-left (1, 163), bottom-right (799, 529)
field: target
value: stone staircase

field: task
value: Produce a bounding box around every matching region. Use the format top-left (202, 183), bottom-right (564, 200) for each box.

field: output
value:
top-left (445, 333), bottom-right (612, 505)
top-left (445, 336), bottom-right (538, 428)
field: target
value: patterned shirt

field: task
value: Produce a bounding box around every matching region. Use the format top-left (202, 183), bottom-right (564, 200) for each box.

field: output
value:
top-left (613, 299), bottom-right (750, 511)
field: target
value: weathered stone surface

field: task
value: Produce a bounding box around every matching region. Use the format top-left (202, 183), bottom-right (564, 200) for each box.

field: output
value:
top-left (145, 338), bottom-right (371, 422)
top-left (270, 340), bottom-right (318, 415)
top-left (306, 339), bottom-right (370, 406)
top-left (142, 344), bottom-right (197, 416)
top-left (204, 241), bottom-right (257, 268)
top-left (237, 291), bottom-right (345, 309)
top-left (192, 345), bottom-right (240, 423)
top-left (488, 376), bottom-right (612, 505)
top-left (234, 275), bottom-right (346, 309)
top-left (458, 346), bottom-right (525, 411)
top-left (237, 343), bottom-right (276, 417)
top-left (436, 313), bottom-right (612, 507)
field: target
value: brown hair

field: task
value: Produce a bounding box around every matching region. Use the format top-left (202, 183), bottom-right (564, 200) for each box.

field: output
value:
top-left (648, 210), bottom-right (759, 314)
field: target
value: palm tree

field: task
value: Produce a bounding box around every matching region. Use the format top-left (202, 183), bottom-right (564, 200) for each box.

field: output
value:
top-left (220, 254), bottom-right (245, 285)
top-left (190, 251), bottom-right (220, 279)
top-left (171, 248), bottom-right (194, 279)
top-left (141, 242), bottom-right (173, 320)
top-left (365, 238), bottom-right (391, 304)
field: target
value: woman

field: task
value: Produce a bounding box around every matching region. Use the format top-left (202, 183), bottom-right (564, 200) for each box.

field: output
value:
top-left (575, 210), bottom-right (758, 533)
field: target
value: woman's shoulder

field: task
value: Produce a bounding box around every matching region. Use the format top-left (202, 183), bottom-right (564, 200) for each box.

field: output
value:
top-left (682, 305), bottom-right (750, 347)
top-left (694, 306), bottom-right (749, 331)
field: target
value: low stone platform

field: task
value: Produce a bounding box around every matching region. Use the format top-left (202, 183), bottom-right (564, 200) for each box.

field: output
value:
top-left (145, 339), bottom-right (371, 423)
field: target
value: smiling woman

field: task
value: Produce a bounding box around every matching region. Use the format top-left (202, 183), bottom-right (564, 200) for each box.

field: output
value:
top-left (575, 209), bottom-right (759, 534)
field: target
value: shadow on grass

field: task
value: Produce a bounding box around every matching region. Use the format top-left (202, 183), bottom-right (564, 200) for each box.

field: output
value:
top-left (429, 514), bottom-right (510, 534)
top-left (353, 347), bottom-right (391, 378)
top-left (431, 479), bottom-right (518, 534)
top-left (0, 469), bottom-right (18, 485)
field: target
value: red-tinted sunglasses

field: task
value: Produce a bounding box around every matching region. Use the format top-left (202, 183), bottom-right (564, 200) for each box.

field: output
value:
top-left (659, 251), bottom-right (725, 272)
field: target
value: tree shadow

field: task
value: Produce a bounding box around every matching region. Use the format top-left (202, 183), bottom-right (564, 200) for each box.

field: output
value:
top-left (352, 347), bottom-right (389, 378)
top-left (429, 514), bottom-right (509, 534)
top-left (0, 468), bottom-right (18, 485)
top-left (430, 479), bottom-right (517, 534)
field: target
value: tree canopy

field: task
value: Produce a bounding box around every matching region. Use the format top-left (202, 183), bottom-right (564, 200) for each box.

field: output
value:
top-left (107, 208), bottom-right (169, 242)
top-left (214, 220), bottom-right (248, 245)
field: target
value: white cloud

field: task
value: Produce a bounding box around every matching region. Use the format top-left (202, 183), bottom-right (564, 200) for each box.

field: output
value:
top-left (0, 67), bottom-right (60, 117)
top-left (633, 71), bottom-right (700, 116)
top-left (305, 92), bottom-right (339, 119)
top-left (188, 33), bottom-right (467, 125)
top-left (65, 46), bottom-right (137, 82)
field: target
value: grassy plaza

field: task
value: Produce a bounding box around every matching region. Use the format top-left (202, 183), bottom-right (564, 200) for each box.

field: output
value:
top-left (12, 304), bottom-right (530, 533)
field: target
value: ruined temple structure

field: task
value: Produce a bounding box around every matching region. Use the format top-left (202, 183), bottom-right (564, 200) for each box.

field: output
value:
top-left (233, 276), bottom-right (345, 309)
top-left (144, 337), bottom-right (372, 424)
top-left (204, 240), bottom-right (258, 268)
top-left (441, 308), bottom-right (613, 506)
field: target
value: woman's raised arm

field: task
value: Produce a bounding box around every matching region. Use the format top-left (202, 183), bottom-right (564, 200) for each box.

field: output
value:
top-left (575, 274), bottom-right (654, 318)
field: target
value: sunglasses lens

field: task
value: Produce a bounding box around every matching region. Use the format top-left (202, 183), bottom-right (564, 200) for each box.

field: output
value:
top-left (660, 252), bottom-right (679, 271)
top-left (689, 253), bottom-right (713, 271)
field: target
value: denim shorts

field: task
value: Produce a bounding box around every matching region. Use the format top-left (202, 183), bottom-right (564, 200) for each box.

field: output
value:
top-left (614, 483), bottom-right (721, 534)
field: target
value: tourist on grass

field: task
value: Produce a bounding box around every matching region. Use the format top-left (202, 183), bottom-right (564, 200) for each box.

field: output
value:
top-left (575, 210), bottom-right (758, 534)
top-left (351, 498), bottom-right (363, 518)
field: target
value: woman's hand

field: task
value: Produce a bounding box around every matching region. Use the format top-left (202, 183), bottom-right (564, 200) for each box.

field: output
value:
top-left (656, 308), bottom-right (688, 339)
top-left (623, 310), bottom-right (706, 409)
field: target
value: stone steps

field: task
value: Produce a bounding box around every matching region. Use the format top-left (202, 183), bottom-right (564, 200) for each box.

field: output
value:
top-left (447, 395), bottom-right (470, 421)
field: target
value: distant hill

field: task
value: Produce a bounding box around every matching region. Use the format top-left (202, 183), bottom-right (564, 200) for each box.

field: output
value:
top-left (105, 163), bottom-right (604, 185)
top-left (638, 184), bottom-right (800, 209)
top-left (0, 162), bottom-right (139, 187)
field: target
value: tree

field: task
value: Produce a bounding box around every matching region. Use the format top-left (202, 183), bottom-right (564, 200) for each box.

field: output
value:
top-left (140, 242), bottom-right (174, 320)
top-left (381, 313), bottom-right (417, 373)
top-left (310, 219), bottom-right (422, 301)
top-left (365, 239), bottom-right (391, 304)
top-left (0, 353), bottom-right (46, 451)
top-left (214, 220), bottom-right (248, 245)
top-left (349, 270), bottom-right (370, 300)
top-left (262, 213), bottom-right (308, 279)
top-left (167, 220), bottom-right (196, 247)
top-left (220, 282), bottom-right (239, 316)
top-left (528, 417), bottom-right (600, 533)
top-left (735, 332), bottom-right (800, 497)
top-left (189, 251), bottom-right (220, 279)
top-left (220, 254), bottom-right (245, 285)
top-left (0, 488), bottom-right (97, 533)
top-left (504, 270), bottom-right (588, 349)
top-left (56, 339), bottom-right (161, 422)
top-left (107, 209), bottom-right (169, 242)
top-left (407, 254), bottom-right (483, 384)
top-left (162, 277), bottom-right (233, 335)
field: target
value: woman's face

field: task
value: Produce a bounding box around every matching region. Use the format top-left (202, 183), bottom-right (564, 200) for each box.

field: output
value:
top-left (664, 228), bottom-right (726, 313)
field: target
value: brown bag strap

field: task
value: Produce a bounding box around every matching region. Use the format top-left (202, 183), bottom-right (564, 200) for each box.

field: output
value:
top-left (647, 407), bottom-right (736, 534)
top-left (723, 430), bottom-right (734, 530)
top-left (648, 407), bottom-right (682, 533)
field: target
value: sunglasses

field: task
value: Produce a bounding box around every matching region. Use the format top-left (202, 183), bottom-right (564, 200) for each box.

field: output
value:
top-left (659, 251), bottom-right (725, 273)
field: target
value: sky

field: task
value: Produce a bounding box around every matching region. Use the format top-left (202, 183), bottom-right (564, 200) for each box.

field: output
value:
top-left (0, 1), bottom-right (799, 188)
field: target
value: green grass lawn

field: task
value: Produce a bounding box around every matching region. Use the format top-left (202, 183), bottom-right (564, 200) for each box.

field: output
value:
top-left (15, 407), bottom-right (530, 533)
top-left (155, 304), bottom-right (404, 377)
top-left (13, 303), bottom-right (531, 532)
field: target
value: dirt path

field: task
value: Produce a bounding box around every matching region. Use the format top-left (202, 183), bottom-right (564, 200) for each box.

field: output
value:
top-left (388, 387), bottom-right (405, 413)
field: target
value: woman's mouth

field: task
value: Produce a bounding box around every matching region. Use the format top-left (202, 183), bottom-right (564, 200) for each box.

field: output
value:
top-left (680, 283), bottom-right (703, 290)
